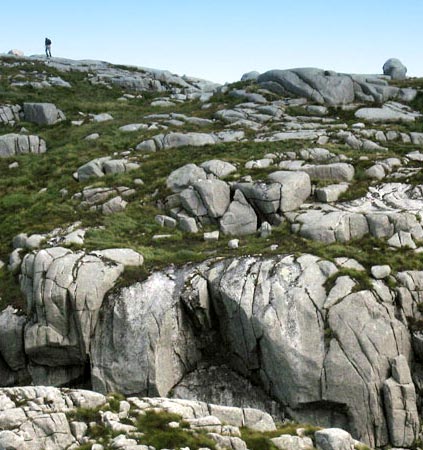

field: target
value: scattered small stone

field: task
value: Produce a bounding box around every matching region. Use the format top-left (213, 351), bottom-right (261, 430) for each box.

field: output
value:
top-left (91, 113), bottom-right (113, 122)
top-left (133, 178), bottom-right (144, 186)
top-left (179, 217), bottom-right (198, 233)
top-left (84, 133), bottom-right (100, 140)
top-left (152, 234), bottom-right (173, 240)
top-left (228, 239), bottom-right (239, 249)
top-left (270, 244), bottom-right (279, 251)
top-left (259, 222), bottom-right (272, 238)
top-left (204, 231), bottom-right (219, 241)
top-left (155, 215), bottom-right (177, 228)
top-left (38, 188), bottom-right (47, 194)
top-left (8, 162), bottom-right (19, 169)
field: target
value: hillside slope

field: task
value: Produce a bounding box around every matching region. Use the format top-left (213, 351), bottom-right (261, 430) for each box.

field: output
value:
top-left (1, 55), bottom-right (423, 448)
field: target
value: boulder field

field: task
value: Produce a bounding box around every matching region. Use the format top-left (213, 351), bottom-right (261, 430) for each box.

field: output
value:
top-left (2, 54), bottom-right (423, 449)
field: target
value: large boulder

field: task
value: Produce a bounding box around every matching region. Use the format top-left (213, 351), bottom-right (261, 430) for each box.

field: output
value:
top-left (19, 247), bottom-right (143, 385)
top-left (355, 102), bottom-right (420, 123)
top-left (235, 182), bottom-right (281, 222)
top-left (315, 428), bottom-right (354, 450)
top-left (91, 266), bottom-right (201, 395)
top-left (267, 170), bottom-right (311, 211)
top-left (258, 68), bottom-right (355, 105)
top-left (200, 159), bottom-right (237, 178)
top-left (167, 164), bottom-right (208, 193)
top-left (258, 67), bottom-right (415, 105)
top-left (220, 190), bottom-right (258, 236)
top-left (23, 103), bottom-right (66, 125)
top-left (292, 209), bottom-right (369, 244)
top-left (191, 179), bottom-right (230, 218)
top-left (383, 58), bottom-right (407, 80)
top-left (0, 134), bottom-right (46, 158)
top-left (383, 355), bottom-right (419, 447)
top-left (300, 163), bottom-right (355, 182)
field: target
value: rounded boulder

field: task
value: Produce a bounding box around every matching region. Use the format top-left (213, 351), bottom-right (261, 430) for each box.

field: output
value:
top-left (383, 58), bottom-right (407, 80)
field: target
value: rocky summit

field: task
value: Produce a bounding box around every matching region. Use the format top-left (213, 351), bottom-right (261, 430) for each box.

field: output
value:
top-left (1, 54), bottom-right (423, 449)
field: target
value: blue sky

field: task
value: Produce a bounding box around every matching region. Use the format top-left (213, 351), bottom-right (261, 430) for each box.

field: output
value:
top-left (2, 0), bottom-right (422, 83)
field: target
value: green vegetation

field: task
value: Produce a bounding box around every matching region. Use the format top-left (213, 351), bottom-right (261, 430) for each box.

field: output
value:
top-left (324, 268), bottom-right (373, 294)
top-left (241, 423), bottom-right (321, 450)
top-left (354, 444), bottom-right (371, 450)
top-left (65, 401), bottom-right (324, 450)
top-left (135, 410), bottom-right (216, 450)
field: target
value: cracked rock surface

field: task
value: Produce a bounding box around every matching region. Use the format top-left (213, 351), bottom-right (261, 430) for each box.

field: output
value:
top-left (0, 133), bottom-right (46, 157)
top-left (6, 252), bottom-right (419, 447)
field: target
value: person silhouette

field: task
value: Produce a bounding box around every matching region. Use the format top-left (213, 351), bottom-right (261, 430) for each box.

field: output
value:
top-left (45, 38), bottom-right (52, 58)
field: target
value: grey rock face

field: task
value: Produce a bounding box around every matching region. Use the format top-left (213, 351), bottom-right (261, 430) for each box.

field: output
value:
top-left (172, 365), bottom-right (282, 417)
top-left (0, 387), bottom-right (105, 450)
top-left (241, 71), bottom-right (260, 82)
top-left (0, 133), bottom-right (46, 157)
top-left (258, 68), bottom-right (354, 105)
top-left (192, 179), bottom-right (230, 218)
top-left (167, 163), bottom-right (207, 193)
top-left (315, 428), bottom-right (354, 450)
top-left (90, 112), bottom-right (113, 122)
top-left (23, 103), bottom-right (66, 125)
top-left (315, 184), bottom-right (349, 203)
top-left (220, 190), bottom-right (258, 236)
top-left (300, 163), bottom-right (355, 182)
top-left (200, 159), bottom-right (237, 178)
top-left (272, 435), bottom-right (314, 450)
top-left (91, 267), bottom-right (201, 396)
top-left (6, 249), bottom-right (421, 447)
top-left (235, 181), bottom-right (281, 221)
top-left (267, 171), bottom-right (311, 211)
top-left (19, 247), bottom-right (142, 384)
top-left (383, 355), bottom-right (419, 447)
top-left (383, 58), bottom-right (407, 80)
top-left (258, 67), bottom-right (415, 105)
top-left (102, 195), bottom-right (127, 214)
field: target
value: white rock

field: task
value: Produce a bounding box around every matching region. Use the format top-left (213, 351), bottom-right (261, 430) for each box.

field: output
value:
top-left (228, 239), bottom-right (239, 249)
top-left (315, 428), bottom-right (354, 450)
top-left (371, 265), bottom-right (391, 279)
top-left (204, 231), bottom-right (219, 241)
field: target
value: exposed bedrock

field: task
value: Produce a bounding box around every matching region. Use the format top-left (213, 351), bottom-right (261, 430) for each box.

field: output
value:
top-left (2, 252), bottom-right (422, 447)
top-left (257, 67), bottom-right (416, 105)
top-left (89, 255), bottom-right (416, 447)
top-left (3, 247), bottom-right (144, 387)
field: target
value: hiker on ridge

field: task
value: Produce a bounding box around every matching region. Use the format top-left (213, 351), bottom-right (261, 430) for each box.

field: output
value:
top-left (45, 38), bottom-right (52, 58)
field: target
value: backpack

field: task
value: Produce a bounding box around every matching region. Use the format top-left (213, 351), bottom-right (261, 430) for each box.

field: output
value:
top-left (46, 39), bottom-right (51, 46)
